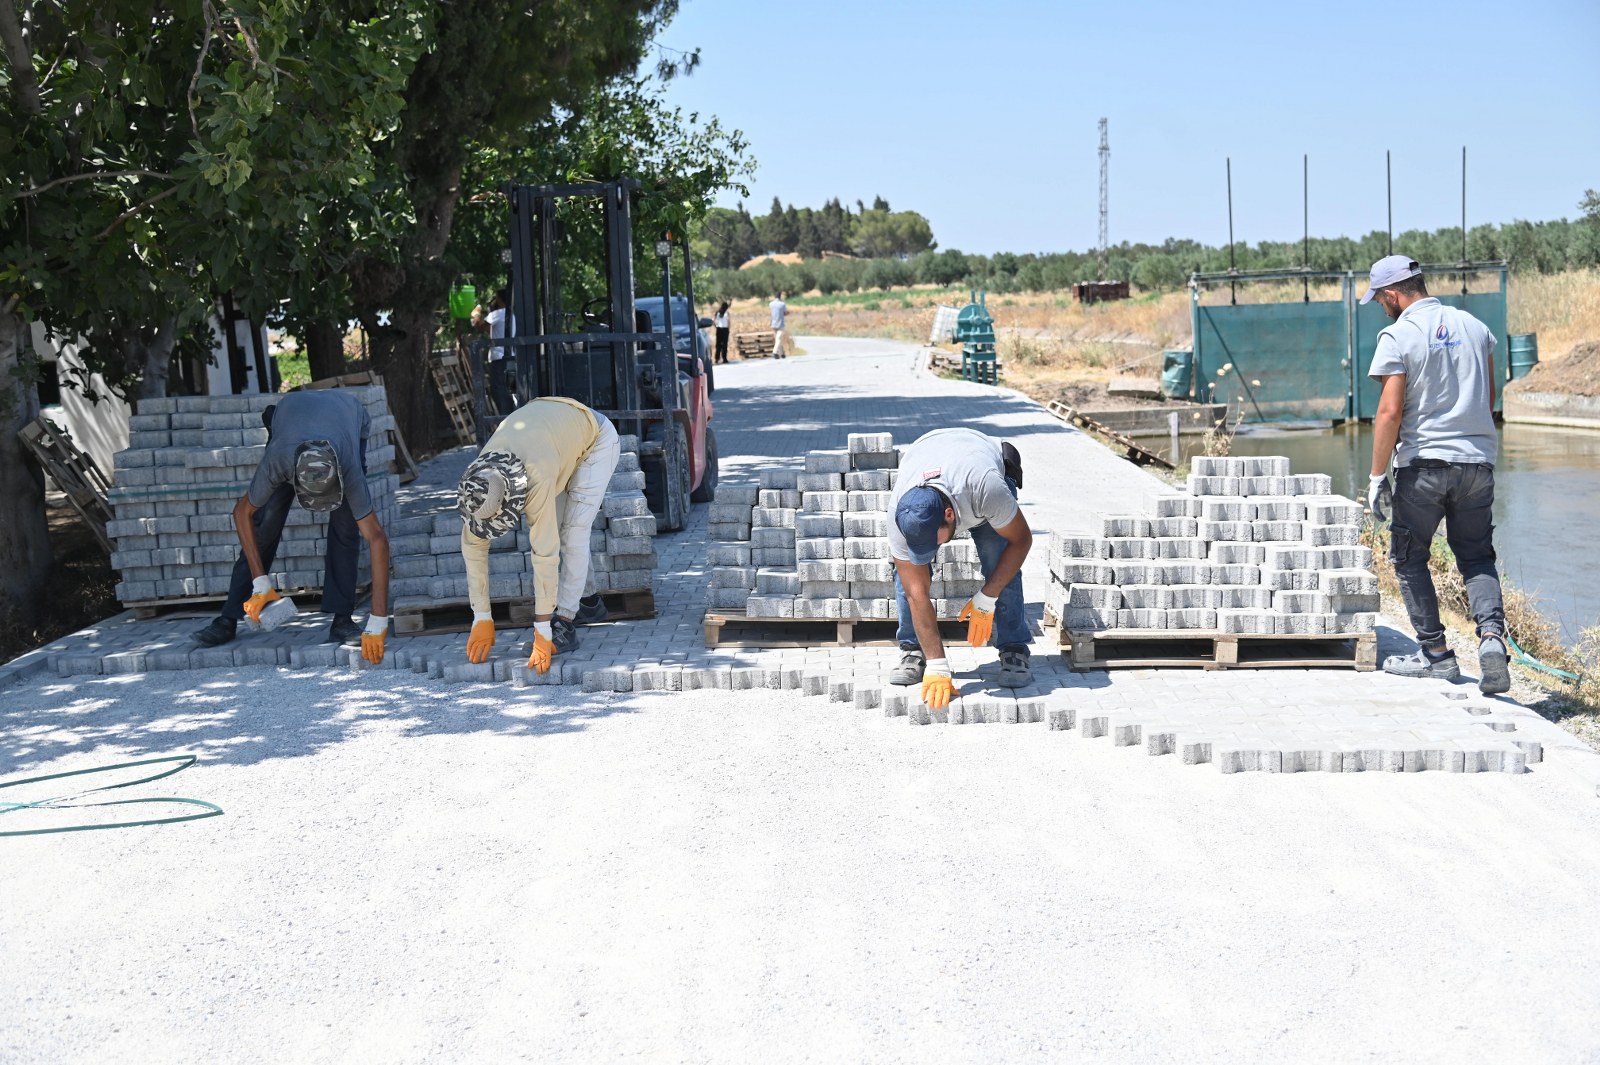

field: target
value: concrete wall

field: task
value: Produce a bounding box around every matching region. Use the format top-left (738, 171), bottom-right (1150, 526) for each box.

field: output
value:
top-left (1502, 389), bottom-right (1600, 429)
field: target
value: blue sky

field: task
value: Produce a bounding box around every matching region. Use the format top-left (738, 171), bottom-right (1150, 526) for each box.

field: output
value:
top-left (653, 0), bottom-right (1600, 255)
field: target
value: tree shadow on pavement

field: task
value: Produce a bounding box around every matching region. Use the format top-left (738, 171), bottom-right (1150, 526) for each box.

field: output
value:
top-left (0, 667), bottom-right (638, 776)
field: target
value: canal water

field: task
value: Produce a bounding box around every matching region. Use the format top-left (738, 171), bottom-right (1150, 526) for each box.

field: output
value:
top-left (1159, 422), bottom-right (1600, 644)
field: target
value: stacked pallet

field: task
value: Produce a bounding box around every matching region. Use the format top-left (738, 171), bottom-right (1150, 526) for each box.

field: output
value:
top-left (1046, 455), bottom-right (1379, 635)
top-left (107, 388), bottom-right (399, 606)
top-left (385, 434), bottom-right (657, 609)
top-left (707, 433), bottom-right (985, 621)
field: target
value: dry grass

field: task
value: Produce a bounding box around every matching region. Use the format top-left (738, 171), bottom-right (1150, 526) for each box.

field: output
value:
top-left (1508, 268), bottom-right (1600, 360)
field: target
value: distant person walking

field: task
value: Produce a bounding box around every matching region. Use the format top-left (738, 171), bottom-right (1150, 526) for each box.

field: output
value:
top-left (713, 301), bottom-right (731, 363)
top-left (484, 288), bottom-right (516, 416)
top-left (769, 292), bottom-right (788, 359)
top-left (1362, 254), bottom-right (1510, 695)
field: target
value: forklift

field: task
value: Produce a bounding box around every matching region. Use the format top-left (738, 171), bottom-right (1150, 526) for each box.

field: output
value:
top-left (489, 178), bottom-right (718, 532)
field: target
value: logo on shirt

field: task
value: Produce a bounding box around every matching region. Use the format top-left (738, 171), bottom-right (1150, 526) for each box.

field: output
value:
top-left (920, 467), bottom-right (942, 482)
top-left (1435, 323), bottom-right (1449, 341)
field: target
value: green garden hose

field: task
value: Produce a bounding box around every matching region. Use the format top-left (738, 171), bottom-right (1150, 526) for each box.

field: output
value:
top-left (1504, 632), bottom-right (1582, 683)
top-left (0, 755), bottom-right (222, 837)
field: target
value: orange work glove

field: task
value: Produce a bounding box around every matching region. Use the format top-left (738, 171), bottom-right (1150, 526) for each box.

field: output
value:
top-left (360, 615), bottom-right (388, 665)
top-left (921, 659), bottom-right (954, 710)
top-left (243, 575), bottom-right (281, 625)
top-left (527, 622), bottom-right (556, 675)
top-left (466, 616), bottom-right (496, 664)
top-left (958, 590), bottom-right (997, 647)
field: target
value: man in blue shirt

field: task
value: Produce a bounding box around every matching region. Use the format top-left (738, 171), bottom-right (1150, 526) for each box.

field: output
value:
top-left (1363, 254), bottom-right (1508, 694)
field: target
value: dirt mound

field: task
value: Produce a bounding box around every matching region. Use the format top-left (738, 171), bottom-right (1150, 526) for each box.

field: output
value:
top-left (1508, 339), bottom-right (1600, 397)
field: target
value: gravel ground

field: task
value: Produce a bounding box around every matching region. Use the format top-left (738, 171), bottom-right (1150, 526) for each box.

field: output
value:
top-left (4, 666), bottom-right (1600, 1065)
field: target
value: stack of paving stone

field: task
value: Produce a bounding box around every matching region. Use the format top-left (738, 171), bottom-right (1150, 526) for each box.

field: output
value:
top-left (1047, 455), bottom-right (1379, 636)
top-left (385, 434), bottom-right (657, 609)
top-left (706, 433), bottom-right (984, 621)
top-left (107, 388), bottom-right (398, 605)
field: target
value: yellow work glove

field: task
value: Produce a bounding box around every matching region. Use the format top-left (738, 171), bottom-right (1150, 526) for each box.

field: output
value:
top-left (527, 621), bottom-right (556, 675)
top-left (243, 575), bottom-right (281, 625)
top-left (361, 614), bottom-right (389, 665)
top-left (921, 658), bottom-right (954, 710)
top-left (466, 615), bottom-right (496, 664)
top-left (958, 589), bottom-right (997, 647)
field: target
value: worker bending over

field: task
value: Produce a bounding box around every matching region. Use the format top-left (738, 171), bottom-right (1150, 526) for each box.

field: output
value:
top-left (194, 389), bottom-right (392, 664)
top-left (887, 428), bottom-right (1033, 708)
top-left (458, 396), bottom-right (620, 674)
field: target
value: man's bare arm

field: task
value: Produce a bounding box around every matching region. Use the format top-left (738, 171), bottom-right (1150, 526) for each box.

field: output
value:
top-left (232, 494), bottom-right (265, 579)
top-left (1371, 374), bottom-right (1406, 476)
top-left (981, 511), bottom-right (1032, 598)
top-left (356, 513), bottom-right (390, 617)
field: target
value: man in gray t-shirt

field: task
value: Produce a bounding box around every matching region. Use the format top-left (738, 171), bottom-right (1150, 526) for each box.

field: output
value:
top-left (1362, 253), bottom-right (1507, 694)
top-left (769, 294), bottom-right (788, 359)
top-left (887, 427), bottom-right (1033, 707)
top-left (194, 389), bottom-right (392, 660)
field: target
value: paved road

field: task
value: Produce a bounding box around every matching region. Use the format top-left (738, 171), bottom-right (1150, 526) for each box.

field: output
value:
top-left (3, 337), bottom-right (1599, 1065)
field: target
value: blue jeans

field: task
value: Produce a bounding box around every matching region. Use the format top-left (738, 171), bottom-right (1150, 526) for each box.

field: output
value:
top-left (895, 480), bottom-right (1029, 656)
top-left (1390, 461), bottom-right (1505, 647)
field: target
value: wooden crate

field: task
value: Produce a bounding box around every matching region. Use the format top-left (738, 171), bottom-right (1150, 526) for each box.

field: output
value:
top-left (429, 345), bottom-right (477, 448)
top-left (1062, 627), bottom-right (1377, 672)
top-left (704, 610), bottom-right (968, 649)
top-left (18, 417), bottom-right (114, 553)
top-left (394, 586), bottom-right (655, 636)
top-left (734, 331), bottom-right (776, 358)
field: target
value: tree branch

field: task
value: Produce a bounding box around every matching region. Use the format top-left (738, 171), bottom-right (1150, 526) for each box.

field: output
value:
top-left (93, 184), bottom-right (181, 242)
top-left (0, 0), bottom-right (41, 116)
top-left (5, 169), bottom-right (174, 200)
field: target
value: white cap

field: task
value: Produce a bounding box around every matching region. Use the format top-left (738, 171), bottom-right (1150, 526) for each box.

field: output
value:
top-left (1359, 254), bottom-right (1422, 304)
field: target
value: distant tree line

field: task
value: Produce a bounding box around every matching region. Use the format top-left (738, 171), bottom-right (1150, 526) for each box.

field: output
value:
top-left (697, 200), bottom-right (1600, 302)
top-left (694, 195), bottom-right (936, 267)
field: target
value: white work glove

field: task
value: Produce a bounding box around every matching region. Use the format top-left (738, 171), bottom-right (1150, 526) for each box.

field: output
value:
top-left (251, 575), bottom-right (274, 596)
top-left (361, 613), bottom-right (389, 664)
top-left (921, 656), bottom-right (954, 710)
top-left (364, 614), bottom-right (390, 636)
top-left (970, 589), bottom-right (997, 613)
top-left (1367, 473), bottom-right (1392, 524)
top-left (533, 621), bottom-right (553, 640)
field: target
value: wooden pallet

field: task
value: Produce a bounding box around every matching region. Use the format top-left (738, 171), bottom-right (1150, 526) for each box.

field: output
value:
top-left (704, 611), bottom-right (969, 649)
top-left (1062, 627), bottom-right (1377, 672)
top-left (430, 345), bottom-right (477, 448)
top-left (393, 586), bottom-right (656, 636)
top-left (1045, 400), bottom-right (1174, 470)
top-left (123, 582), bottom-right (369, 620)
top-left (18, 416), bottom-right (115, 553)
top-left (296, 371), bottom-right (382, 391)
top-left (735, 331), bottom-right (776, 358)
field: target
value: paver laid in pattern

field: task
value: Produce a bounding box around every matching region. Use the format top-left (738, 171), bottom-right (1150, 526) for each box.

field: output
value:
top-left (3, 337), bottom-right (1586, 776)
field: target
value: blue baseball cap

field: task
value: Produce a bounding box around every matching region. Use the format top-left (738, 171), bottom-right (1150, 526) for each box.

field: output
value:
top-left (895, 485), bottom-right (949, 565)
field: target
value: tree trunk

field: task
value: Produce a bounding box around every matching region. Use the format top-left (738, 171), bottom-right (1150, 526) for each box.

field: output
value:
top-left (0, 311), bottom-right (51, 629)
top-left (371, 310), bottom-right (436, 453)
top-left (304, 320), bottom-right (346, 382)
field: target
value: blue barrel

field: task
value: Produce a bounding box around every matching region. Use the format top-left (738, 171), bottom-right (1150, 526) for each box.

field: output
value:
top-left (1508, 333), bottom-right (1538, 381)
top-left (1160, 349), bottom-right (1193, 399)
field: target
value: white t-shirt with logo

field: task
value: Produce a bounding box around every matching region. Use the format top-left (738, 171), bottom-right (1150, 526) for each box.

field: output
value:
top-left (1367, 296), bottom-right (1498, 467)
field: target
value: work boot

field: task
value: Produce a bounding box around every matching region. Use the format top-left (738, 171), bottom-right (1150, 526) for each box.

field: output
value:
top-left (888, 649), bottom-right (925, 686)
top-left (193, 616), bottom-right (237, 647)
top-left (997, 649), bottom-right (1032, 688)
top-left (551, 615), bottom-right (580, 653)
top-left (326, 614), bottom-right (362, 644)
top-left (1383, 646), bottom-right (1461, 681)
top-left (1478, 634), bottom-right (1511, 695)
top-left (574, 593), bottom-right (610, 626)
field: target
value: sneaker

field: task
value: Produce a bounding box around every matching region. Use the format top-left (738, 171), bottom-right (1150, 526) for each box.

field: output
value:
top-left (1383, 647), bottom-right (1461, 681)
top-left (574, 593), bottom-right (610, 626)
top-left (1478, 635), bottom-right (1511, 695)
top-left (193, 616), bottom-right (237, 647)
top-left (551, 615), bottom-right (580, 653)
top-left (888, 649), bottom-right (925, 686)
top-left (997, 649), bottom-right (1032, 688)
top-left (326, 615), bottom-right (362, 644)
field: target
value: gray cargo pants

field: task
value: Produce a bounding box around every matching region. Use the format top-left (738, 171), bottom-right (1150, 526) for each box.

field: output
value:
top-left (1389, 460), bottom-right (1505, 648)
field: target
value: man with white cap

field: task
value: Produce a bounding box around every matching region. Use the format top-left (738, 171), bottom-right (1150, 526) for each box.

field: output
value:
top-left (458, 396), bottom-right (620, 674)
top-left (1362, 253), bottom-right (1509, 694)
top-left (885, 427), bottom-right (1033, 710)
top-left (194, 389), bottom-right (392, 663)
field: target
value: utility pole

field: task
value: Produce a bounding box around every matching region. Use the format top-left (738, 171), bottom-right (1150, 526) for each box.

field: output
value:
top-left (1097, 118), bottom-right (1110, 280)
